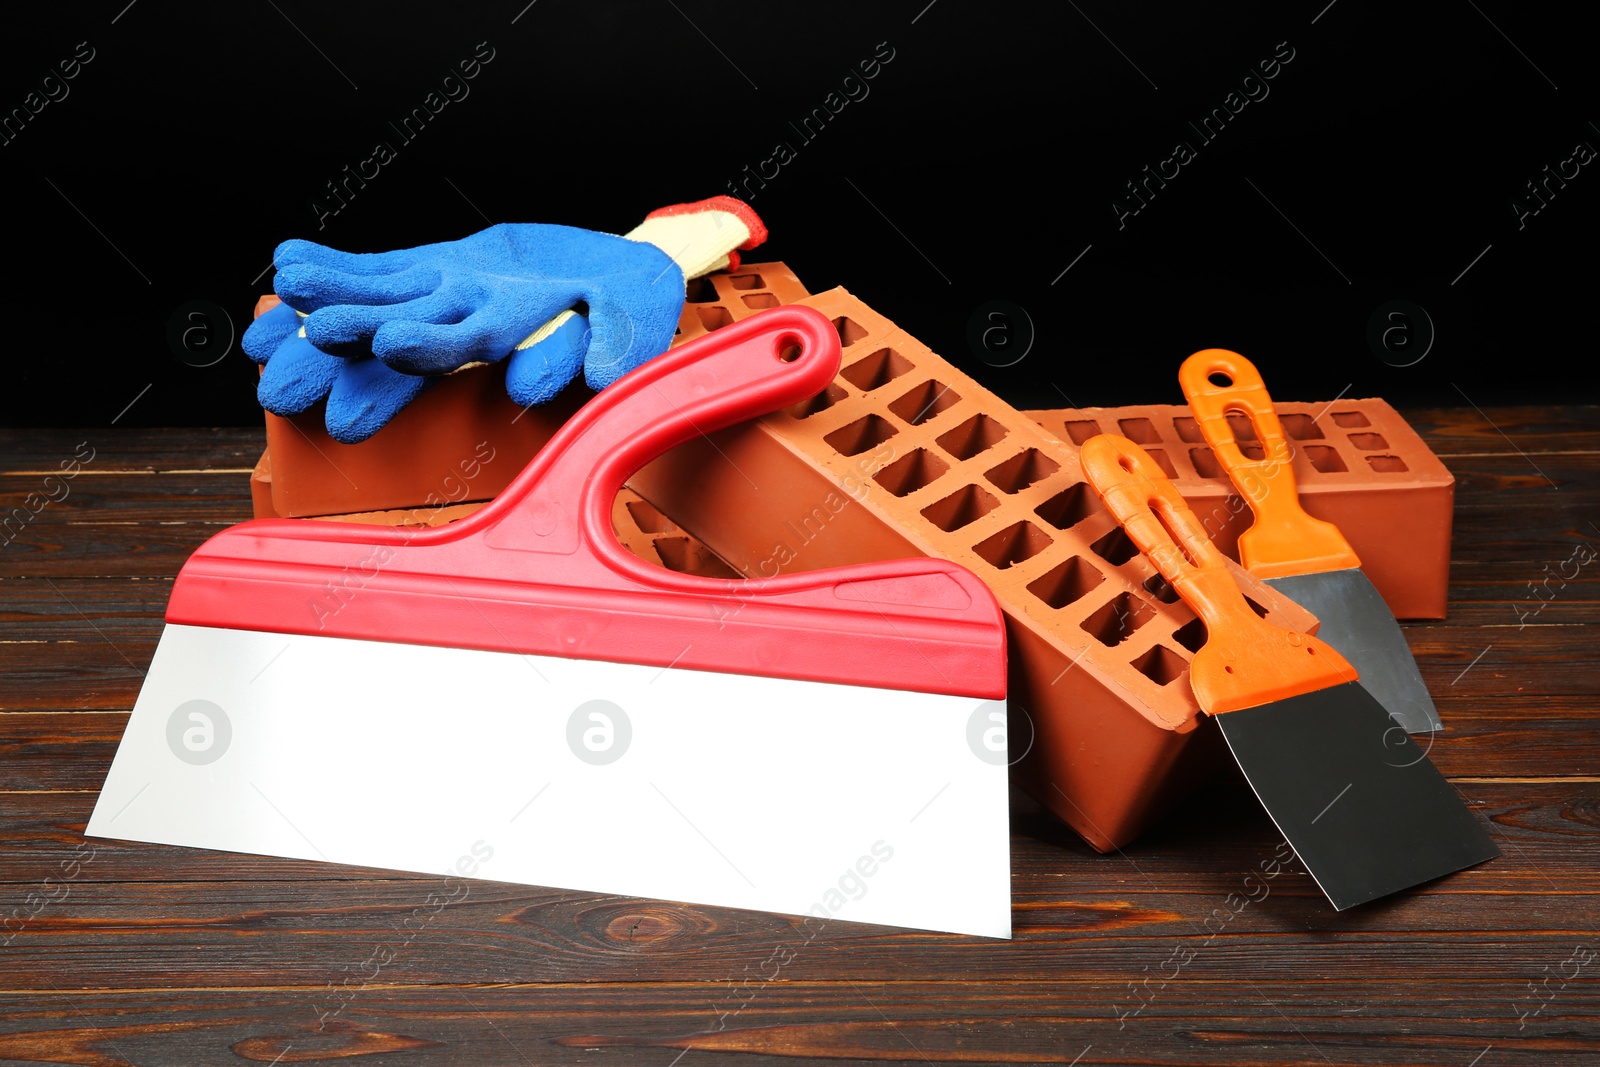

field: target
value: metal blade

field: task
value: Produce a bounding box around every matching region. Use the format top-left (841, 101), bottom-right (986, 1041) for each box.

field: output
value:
top-left (88, 625), bottom-right (1012, 938)
top-left (1216, 681), bottom-right (1498, 910)
top-left (1268, 569), bottom-right (1444, 733)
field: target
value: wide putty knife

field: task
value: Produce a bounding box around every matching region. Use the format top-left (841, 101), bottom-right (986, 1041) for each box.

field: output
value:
top-left (87, 306), bottom-right (1014, 938)
top-left (1178, 349), bottom-right (1443, 733)
top-left (1080, 434), bottom-right (1496, 909)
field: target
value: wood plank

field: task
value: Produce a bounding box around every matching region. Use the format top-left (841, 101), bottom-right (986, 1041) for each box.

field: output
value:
top-left (0, 427), bottom-right (263, 473)
top-left (0, 525), bottom-right (225, 579)
top-left (0, 782), bottom-right (1591, 985)
top-left (1407, 404), bottom-right (1600, 456)
top-left (0, 978), bottom-right (1591, 1067)
top-left (0, 472), bottom-right (255, 525)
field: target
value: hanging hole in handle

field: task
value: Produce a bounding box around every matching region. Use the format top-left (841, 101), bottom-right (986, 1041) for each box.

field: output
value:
top-left (777, 335), bottom-right (802, 363)
top-left (1209, 371), bottom-right (1233, 388)
top-left (1223, 405), bottom-right (1260, 441)
top-left (1119, 454), bottom-right (1136, 472)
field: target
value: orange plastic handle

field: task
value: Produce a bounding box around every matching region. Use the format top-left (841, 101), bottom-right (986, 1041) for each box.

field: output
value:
top-left (1080, 434), bottom-right (1357, 715)
top-left (1178, 348), bottom-right (1359, 579)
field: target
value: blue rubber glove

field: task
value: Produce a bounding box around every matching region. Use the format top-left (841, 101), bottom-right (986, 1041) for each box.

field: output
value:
top-left (250, 198), bottom-right (765, 439)
top-left (242, 303), bottom-right (432, 443)
top-left (277, 224), bottom-right (683, 398)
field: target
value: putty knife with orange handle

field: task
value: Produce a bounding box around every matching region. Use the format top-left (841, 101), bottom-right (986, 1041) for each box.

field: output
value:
top-left (1178, 348), bottom-right (1443, 733)
top-left (1080, 433), bottom-right (1496, 909)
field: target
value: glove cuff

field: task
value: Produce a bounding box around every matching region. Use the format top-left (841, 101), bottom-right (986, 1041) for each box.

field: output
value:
top-left (625, 196), bottom-right (768, 280)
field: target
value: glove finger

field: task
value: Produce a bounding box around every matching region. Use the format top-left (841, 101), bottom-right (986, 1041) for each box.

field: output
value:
top-left (303, 288), bottom-right (476, 354)
top-left (272, 238), bottom-right (423, 278)
top-left (505, 312), bottom-right (590, 408)
top-left (241, 303), bottom-right (303, 364)
top-left (323, 358), bottom-right (432, 444)
top-left (256, 332), bottom-right (342, 416)
top-left (370, 308), bottom-right (524, 374)
top-left (275, 261), bottom-right (439, 313)
top-left (582, 286), bottom-right (682, 391)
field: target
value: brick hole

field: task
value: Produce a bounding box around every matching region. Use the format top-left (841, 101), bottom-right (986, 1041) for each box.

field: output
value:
top-left (1145, 448), bottom-right (1179, 478)
top-left (972, 520), bottom-right (1051, 570)
top-left (729, 273), bottom-right (765, 290)
top-left (684, 277), bottom-right (718, 303)
top-left (888, 380), bottom-right (961, 426)
top-left (1118, 418), bottom-right (1162, 444)
top-left (1349, 432), bottom-right (1390, 450)
top-left (984, 448), bottom-right (1061, 494)
top-left (1090, 526), bottom-right (1140, 566)
top-left (1332, 411), bottom-right (1370, 428)
top-left (1304, 445), bottom-right (1348, 473)
top-left (1366, 454), bottom-right (1410, 473)
top-left (742, 293), bottom-right (780, 309)
top-left (833, 316), bottom-right (869, 347)
top-left (922, 484), bottom-right (999, 532)
top-left (1035, 483), bottom-right (1098, 530)
top-left (1239, 442), bottom-right (1266, 461)
top-left (624, 498), bottom-right (674, 534)
top-left (875, 448), bottom-right (949, 498)
top-left (1081, 592), bottom-right (1155, 647)
top-left (1173, 416), bottom-right (1205, 443)
top-left (841, 347), bottom-right (912, 391)
top-left (1190, 447), bottom-right (1224, 479)
top-left (824, 414), bottom-right (898, 456)
top-left (1173, 618), bottom-right (1206, 653)
top-left (697, 306), bottom-right (733, 331)
top-left (937, 413), bottom-right (1008, 460)
top-left (1143, 573), bottom-right (1179, 604)
top-left (1280, 414), bottom-right (1324, 440)
top-left (1132, 644), bottom-right (1188, 686)
top-left (655, 537), bottom-right (740, 579)
top-left (1062, 419), bottom-right (1102, 445)
top-left (785, 382), bottom-right (848, 420)
top-left (1028, 556), bottom-right (1105, 610)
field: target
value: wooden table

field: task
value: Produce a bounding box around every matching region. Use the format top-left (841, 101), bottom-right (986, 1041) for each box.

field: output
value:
top-left (2, 411), bottom-right (1596, 1066)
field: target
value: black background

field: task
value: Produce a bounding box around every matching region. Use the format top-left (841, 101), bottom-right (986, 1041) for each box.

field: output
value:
top-left (1, 1), bottom-right (1593, 430)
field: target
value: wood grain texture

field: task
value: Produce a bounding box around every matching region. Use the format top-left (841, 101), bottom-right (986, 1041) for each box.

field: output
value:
top-left (0, 409), bottom-right (1595, 1066)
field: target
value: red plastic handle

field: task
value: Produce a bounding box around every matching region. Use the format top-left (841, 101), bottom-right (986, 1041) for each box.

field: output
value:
top-left (168, 307), bottom-right (1007, 699)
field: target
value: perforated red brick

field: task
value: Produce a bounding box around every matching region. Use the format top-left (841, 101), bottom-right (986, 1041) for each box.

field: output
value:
top-left (1026, 401), bottom-right (1454, 619)
top-left (629, 288), bottom-right (1321, 851)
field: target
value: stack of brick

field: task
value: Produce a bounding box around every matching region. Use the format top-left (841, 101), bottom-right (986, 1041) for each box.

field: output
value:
top-left (244, 263), bottom-right (1454, 849)
top-left (628, 287), bottom-right (1322, 850)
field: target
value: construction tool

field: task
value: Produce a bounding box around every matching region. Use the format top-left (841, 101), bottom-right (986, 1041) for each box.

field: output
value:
top-left (87, 306), bottom-right (1014, 938)
top-left (1179, 349), bottom-right (1443, 733)
top-left (1080, 433), bottom-right (1496, 909)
